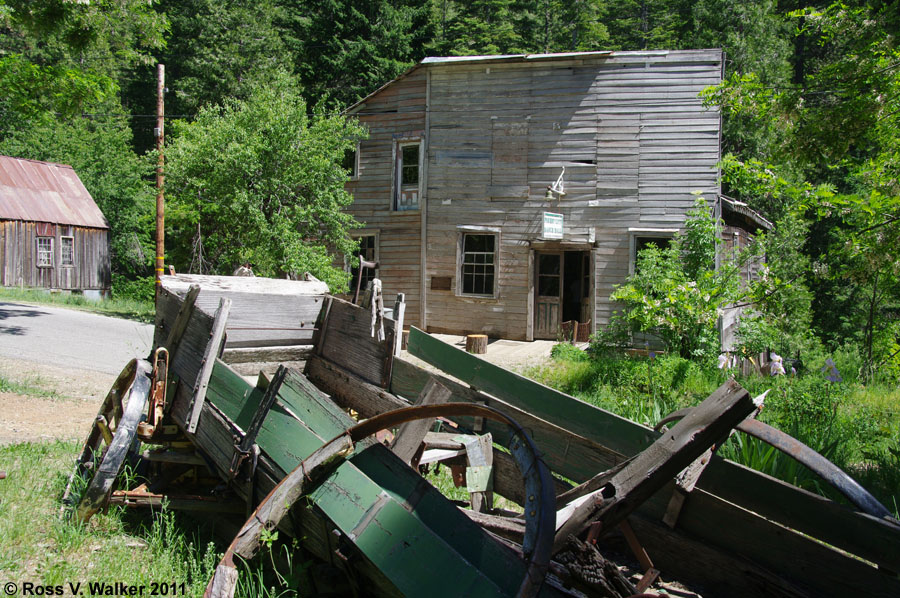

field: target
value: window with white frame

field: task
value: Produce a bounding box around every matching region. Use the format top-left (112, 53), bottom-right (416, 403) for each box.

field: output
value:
top-left (459, 232), bottom-right (498, 296)
top-left (349, 233), bottom-right (378, 292)
top-left (393, 140), bottom-right (420, 211)
top-left (61, 236), bottom-right (75, 266)
top-left (628, 229), bottom-right (677, 274)
top-left (36, 236), bottom-right (53, 267)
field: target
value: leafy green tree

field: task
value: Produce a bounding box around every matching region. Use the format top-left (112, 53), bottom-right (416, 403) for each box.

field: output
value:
top-left (610, 198), bottom-right (741, 359)
top-left (165, 71), bottom-right (366, 290)
top-left (0, 110), bottom-right (156, 281)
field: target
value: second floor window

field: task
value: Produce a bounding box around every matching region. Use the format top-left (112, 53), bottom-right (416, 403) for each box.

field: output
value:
top-left (394, 141), bottom-right (420, 211)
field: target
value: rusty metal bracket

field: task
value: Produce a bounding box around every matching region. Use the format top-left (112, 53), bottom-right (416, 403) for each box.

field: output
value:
top-left (139, 347), bottom-right (169, 440)
top-left (656, 407), bottom-right (895, 520)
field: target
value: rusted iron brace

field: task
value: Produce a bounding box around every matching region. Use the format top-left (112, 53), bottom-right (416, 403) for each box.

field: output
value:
top-left (206, 402), bottom-right (555, 598)
top-left (656, 408), bottom-right (895, 520)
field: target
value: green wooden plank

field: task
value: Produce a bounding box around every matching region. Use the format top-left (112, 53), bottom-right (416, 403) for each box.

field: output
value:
top-left (405, 329), bottom-right (900, 572)
top-left (204, 363), bottom-right (561, 597)
top-left (407, 327), bottom-right (655, 456)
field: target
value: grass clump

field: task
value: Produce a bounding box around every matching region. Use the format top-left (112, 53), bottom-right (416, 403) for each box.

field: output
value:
top-left (0, 440), bottom-right (219, 596)
top-left (0, 373), bottom-right (61, 399)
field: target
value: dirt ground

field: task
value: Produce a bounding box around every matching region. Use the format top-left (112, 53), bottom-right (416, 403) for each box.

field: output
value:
top-left (0, 356), bottom-right (114, 446)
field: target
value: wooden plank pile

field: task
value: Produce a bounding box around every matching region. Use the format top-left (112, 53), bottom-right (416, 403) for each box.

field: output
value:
top-left (67, 275), bottom-right (900, 598)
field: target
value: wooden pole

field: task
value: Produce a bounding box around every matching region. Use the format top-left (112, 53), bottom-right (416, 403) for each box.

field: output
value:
top-left (155, 63), bottom-right (165, 301)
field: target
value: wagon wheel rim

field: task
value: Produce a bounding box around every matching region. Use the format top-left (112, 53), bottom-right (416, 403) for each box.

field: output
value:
top-left (655, 407), bottom-right (895, 520)
top-left (61, 359), bottom-right (153, 522)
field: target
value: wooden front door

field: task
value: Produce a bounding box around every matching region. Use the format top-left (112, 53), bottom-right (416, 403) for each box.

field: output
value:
top-left (535, 252), bottom-right (562, 339)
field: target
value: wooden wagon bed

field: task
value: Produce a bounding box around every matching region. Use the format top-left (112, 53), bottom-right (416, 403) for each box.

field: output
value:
top-left (70, 274), bottom-right (900, 598)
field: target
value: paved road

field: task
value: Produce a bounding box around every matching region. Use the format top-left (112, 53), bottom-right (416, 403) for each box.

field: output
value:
top-left (0, 301), bottom-right (153, 375)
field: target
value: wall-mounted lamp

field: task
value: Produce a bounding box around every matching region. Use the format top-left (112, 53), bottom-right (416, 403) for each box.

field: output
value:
top-left (545, 166), bottom-right (566, 202)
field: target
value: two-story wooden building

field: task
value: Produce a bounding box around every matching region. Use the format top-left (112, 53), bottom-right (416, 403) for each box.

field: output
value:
top-left (344, 50), bottom-right (723, 340)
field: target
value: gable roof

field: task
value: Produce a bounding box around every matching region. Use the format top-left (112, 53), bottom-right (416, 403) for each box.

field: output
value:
top-left (0, 155), bottom-right (108, 229)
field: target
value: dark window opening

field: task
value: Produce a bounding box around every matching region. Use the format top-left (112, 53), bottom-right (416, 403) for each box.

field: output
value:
top-left (394, 141), bottom-right (420, 210)
top-left (342, 147), bottom-right (358, 178)
top-left (401, 144), bottom-right (419, 186)
top-left (461, 234), bottom-right (496, 296)
top-left (634, 236), bottom-right (672, 272)
top-left (350, 235), bottom-right (377, 291)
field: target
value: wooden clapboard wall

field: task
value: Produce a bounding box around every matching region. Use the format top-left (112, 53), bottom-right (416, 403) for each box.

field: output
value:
top-left (344, 50), bottom-right (722, 340)
top-left (343, 67), bottom-right (426, 329)
top-left (0, 220), bottom-right (110, 291)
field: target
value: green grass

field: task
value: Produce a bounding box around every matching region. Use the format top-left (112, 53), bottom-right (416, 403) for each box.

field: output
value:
top-left (526, 345), bottom-right (900, 517)
top-left (0, 287), bottom-right (154, 323)
top-left (0, 373), bottom-right (61, 399)
top-left (0, 440), bottom-right (320, 597)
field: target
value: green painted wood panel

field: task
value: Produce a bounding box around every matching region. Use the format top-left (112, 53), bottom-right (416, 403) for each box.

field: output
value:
top-left (407, 326), bottom-right (655, 456)
top-left (204, 363), bottom-right (561, 597)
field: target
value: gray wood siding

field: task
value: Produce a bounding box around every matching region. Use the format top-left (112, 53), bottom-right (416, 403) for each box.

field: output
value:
top-left (344, 69), bottom-right (426, 327)
top-left (0, 220), bottom-right (110, 291)
top-left (347, 50), bottom-right (722, 340)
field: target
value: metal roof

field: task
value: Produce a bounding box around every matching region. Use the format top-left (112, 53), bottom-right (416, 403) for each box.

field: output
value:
top-left (0, 155), bottom-right (109, 229)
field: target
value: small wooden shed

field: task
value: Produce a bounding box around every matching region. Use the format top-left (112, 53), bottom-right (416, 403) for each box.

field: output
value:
top-left (0, 156), bottom-right (110, 296)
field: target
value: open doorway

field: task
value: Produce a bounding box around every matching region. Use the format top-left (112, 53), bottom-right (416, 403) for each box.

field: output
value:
top-left (534, 250), bottom-right (591, 340)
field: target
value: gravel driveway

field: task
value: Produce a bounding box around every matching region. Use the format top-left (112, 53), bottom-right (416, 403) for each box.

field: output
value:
top-left (0, 301), bottom-right (153, 445)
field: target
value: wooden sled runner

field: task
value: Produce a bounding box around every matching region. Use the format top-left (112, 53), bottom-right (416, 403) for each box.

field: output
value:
top-left (65, 274), bottom-right (900, 597)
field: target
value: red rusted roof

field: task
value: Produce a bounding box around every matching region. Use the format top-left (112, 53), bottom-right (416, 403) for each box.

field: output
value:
top-left (0, 155), bottom-right (109, 229)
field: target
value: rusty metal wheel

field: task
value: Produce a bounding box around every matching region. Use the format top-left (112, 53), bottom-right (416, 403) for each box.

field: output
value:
top-left (61, 358), bottom-right (152, 522)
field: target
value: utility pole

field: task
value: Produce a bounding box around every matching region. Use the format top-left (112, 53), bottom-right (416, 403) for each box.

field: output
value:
top-left (155, 63), bottom-right (165, 301)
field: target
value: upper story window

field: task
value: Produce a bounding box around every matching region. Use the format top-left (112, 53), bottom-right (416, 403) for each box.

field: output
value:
top-left (393, 140), bottom-right (420, 211)
top-left (36, 236), bottom-right (53, 267)
top-left (342, 145), bottom-right (359, 180)
top-left (61, 236), bottom-right (75, 266)
top-left (459, 232), bottom-right (498, 297)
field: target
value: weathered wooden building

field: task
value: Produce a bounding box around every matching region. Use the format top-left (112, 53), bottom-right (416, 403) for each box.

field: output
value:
top-left (344, 50), bottom-right (723, 340)
top-left (0, 156), bottom-right (110, 296)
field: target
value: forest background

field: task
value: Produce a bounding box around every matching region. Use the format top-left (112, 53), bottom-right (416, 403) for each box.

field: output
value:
top-left (0, 0), bottom-right (899, 377)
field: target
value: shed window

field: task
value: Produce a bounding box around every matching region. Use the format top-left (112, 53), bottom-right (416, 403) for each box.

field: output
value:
top-left (61, 236), bottom-right (75, 266)
top-left (460, 233), bottom-right (497, 296)
top-left (350, 234), bottom-right (378, 292)
top-left (36, 237), bottom-right (53, 267)
top-left (393, 141), bottom-right (420, 211)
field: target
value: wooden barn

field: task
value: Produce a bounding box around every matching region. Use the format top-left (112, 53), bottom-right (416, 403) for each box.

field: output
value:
top-left (0, 155), bottom-right (110, 297)
top-left (343, 49), bottom-right (724, 340)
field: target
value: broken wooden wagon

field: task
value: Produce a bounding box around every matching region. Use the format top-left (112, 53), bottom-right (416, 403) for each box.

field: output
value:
top-left (65, 274), bottom-right (900, 597)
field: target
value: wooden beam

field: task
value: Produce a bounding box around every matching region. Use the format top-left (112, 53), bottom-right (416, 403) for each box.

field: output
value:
top-left (165, 283), bottom-right (201, 360)
top-left (188, 297), bottom-right (231, 433)
top-left (390, 378), bottom-right (451, 465)
top-left (553, 380), bottom-right (754, 553)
